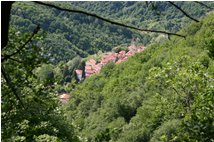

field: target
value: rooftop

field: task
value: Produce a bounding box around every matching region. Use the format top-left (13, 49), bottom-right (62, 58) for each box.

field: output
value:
top-left (75, 69), bottom-right (83, 75)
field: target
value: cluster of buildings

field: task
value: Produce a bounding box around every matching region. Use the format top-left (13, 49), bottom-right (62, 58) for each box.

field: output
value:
top-left (75, 45), bottom-right (145, 81)
top-left (60, 45), bottom-right (145, 103)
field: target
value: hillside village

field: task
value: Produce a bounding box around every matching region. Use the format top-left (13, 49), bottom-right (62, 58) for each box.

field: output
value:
top-left (75, 45), bottom-right (145, 82)
top-left (59, 45), bottom-right (145, 103)
top-left (4, 1), bottom-right (214, 141)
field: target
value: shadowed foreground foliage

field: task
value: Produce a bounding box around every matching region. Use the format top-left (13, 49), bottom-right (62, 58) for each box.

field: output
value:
top-left (1, 28), bottom-right (79, 141)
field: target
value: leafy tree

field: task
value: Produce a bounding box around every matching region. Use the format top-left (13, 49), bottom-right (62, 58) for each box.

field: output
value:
top-left (65, 13), bottom-right (214, 142)
top-left (34, 64), bottom-right (55, 86)
top-left (1, 27), bottom-right (78, 141)
top-left (5, 1), bottom-right (213, 64)
top-left (2, 2), bottom-right (214, 142)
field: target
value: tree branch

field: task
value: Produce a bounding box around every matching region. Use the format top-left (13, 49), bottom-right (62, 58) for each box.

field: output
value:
top-left (1, 1), bottom-right (14, 48)
top-left (195, 2), bottom-right (213, 10)
top-left (2, 25), bottom-right (40, 62)
top-left (168, 1), bottom-right (199, 22)
top-left (8, 57), bottom-right (23, 63)
top-left (34, 1), bottom-right (186, 38)
top-left (1, 66), bottom-right (25, 109)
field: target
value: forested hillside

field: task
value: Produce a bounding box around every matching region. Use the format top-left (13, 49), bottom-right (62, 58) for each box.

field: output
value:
top-left (2, 1), bottom-right (214, 142)
top-left (10, 1), bottom-right (214, 64)
top-left (64, 13), bottom-right (214, 142)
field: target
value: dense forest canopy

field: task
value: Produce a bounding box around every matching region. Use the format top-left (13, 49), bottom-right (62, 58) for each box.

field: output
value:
top-left (9, 1), bottom-right (214, 64)
top-left (65, 13), bottom-right (214, 142)
top-left (1, 1), bottom-right (214, 142)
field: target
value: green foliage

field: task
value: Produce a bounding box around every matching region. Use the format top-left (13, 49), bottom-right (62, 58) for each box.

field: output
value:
top-left (3, 2), bottom-right (214, 142)
top-left (34, 134), bottom-right (61, 142)
top-left (10, 2), bottom-right (142, 64)
top-left (10, 2), bottom-right (214, 63)
top-left (150, 119), bottom-right (182, 142)
top-left (65, 13), bottom-right (214, 142)
top-left (182, 87), bottom-right (214, 142)
top-left (1, 28), bottom-right (78, 141)
top-left (112, 45), bottom-right (129, 53)
top-left (34, 64), bottom-right (55, 86)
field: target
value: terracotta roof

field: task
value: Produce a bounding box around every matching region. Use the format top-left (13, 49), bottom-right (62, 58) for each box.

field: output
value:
top-left (75, 69), bottom-right (83, 75)
top-left (83, 47), bottom-right (145, 77)
top-left (115, 60), bottom-right (123, 64)
top-left (96, 63), bottom-right (102, 67)
top-left (119, 50), bottom-right (126, 54)
top-left (123, 57), bottom-right (128, 60)
top-left (94, 64), bottom-right (102, 71)
top-left (128, 45), bottom-right (136, 51)
top-left (85, 69), bottom-right (95, 74)
top-left (117, 53), bottom-right (126, 59)
top-left (59, 93), bottom-right (71, 104)
top-left (86, 59), bottom-right (96, 66)
top-left (126, 51), bottom-right (134, 57)
top-left (128, 45), bottom-right (145, 52)
top-left (105, 56), bottom-right (116, 61)
top-left (85, 65), bottom-right (92, 70)
top-left (101, 59), bottom-right (109, 64)
top-left (59, 93), bottom-right (70, 99)
top-left (89, 59), bottom-right (96, 64)
top-left (102, 53), bottom-right (117, 61)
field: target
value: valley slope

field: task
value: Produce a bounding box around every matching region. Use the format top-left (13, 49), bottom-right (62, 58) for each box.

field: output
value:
top-left (10, 1), bottom-right (214, 64)
top-left (65, 13), bottom-right (214, 142)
